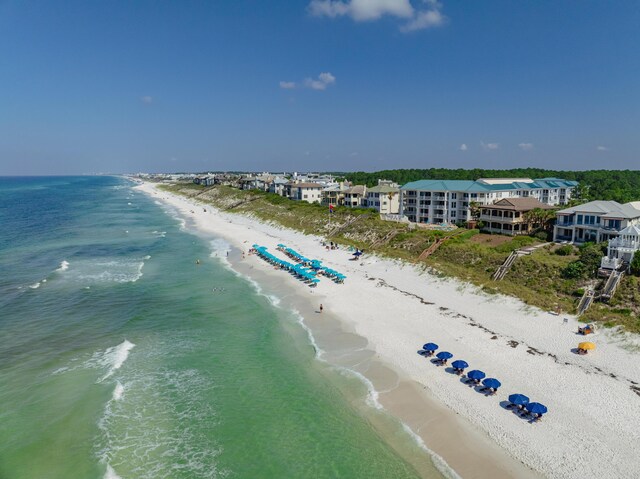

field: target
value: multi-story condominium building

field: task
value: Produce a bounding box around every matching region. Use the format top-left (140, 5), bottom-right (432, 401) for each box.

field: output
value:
top-left (553, 200), bottom-right (640, 243)
top-left (400, 178), bottom-right (577, 224)
top-left (479, 198), bottom-right (553, 236)
top-left (364, 181), bottom-right (400, 214)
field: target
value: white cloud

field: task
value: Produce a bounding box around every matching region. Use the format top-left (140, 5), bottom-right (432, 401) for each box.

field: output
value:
top-left (518, 142), bottom-right (533, 151)
top-left (459, 143), bottom-right (468, 151)
top-left (309, 0), bottom-right (413, 21)
top-left (400, 8), bottom-right (445, 32)
top-left (309, 0), bottom-right (446, 32)
top-left (304, 72), bottom-right (336, 90)
top-left (481, 141), bottom-right (500, 151)
top-left (596, 145), bottom-right (608, 151)
top-left (279, 81), bottom-right (296, 89)
top-left (140, 96), bottom-right (153, 104)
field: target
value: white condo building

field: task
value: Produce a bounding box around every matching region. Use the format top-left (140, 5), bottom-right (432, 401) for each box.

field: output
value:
top-left (400, 178), bottom-right (577, 224)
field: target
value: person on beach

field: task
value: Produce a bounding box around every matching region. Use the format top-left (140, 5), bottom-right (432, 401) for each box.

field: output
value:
top-left (319, 304), bottom-right (323, 313)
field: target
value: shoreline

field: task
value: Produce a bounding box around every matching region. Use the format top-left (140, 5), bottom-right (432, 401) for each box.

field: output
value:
top-left (138, 180), bottom-right (640, 479)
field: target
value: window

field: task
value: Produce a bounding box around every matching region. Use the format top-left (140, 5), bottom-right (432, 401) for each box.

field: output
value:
top-left (577, 214), bottom-right (583, 225)
top-left (451, 193), bottom-right (457, 199)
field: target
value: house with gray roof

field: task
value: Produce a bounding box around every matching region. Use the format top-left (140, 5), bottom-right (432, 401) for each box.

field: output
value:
top-left (553, 200), bottom-right (640, 244)
top-left (400, 177), bottom-right (577, 225)
top-left (343, 185), bottom-right (367, 208)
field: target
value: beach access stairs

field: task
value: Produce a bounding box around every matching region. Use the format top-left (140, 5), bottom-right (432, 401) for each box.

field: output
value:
top-left (416, 230), bottom-right (468, 262)
top-left (491, 242), bottom-right (551, 281)
top-left (417, 238), bottom-right (445, 261)
top-left (492, 251), bottom-right (522, 281)
top-left (327, 213), bottom-right (370, 237)
top-left (369, 229), bottom-right (399, 249)
top-left (577, 288), bottom-right (596, 316)
top-left (600, 270), bottom-right (624, 302)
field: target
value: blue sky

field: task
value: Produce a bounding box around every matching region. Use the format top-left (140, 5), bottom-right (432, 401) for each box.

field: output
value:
top-left (1, 0), bottom-right (638, 174)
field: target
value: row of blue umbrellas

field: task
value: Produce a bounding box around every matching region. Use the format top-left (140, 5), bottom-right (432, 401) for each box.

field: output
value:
top-left (254, 245), bottom-right (319, 287)
top-left (277, 244), bottom-right (346, 283)
top-left (421, 342), bottom-right (547, 417)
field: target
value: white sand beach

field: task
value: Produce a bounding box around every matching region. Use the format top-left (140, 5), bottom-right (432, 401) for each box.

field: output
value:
top-left (139, 181), bottom-right (640, 479)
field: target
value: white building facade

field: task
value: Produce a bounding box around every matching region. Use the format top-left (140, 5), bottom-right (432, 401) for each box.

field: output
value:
top-left (364, 182), bottom-right (400, 214)
top-left (400, 178), bottom-right (577, 225)
top-left (600, 225), bottom-right (640, 271)
top-left (553, 201), bottom-right (640, 244)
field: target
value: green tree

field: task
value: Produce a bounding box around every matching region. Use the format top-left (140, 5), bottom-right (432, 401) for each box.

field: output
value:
top-left (578, 242), bottom-right (606, 277)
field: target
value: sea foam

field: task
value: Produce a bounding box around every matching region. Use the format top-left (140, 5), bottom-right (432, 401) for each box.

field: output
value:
top-left (112, 381), bottom-right (125, 401)
top-left (104, 464), bottom-right (122, 479)
top-left (56, 260), bottom-right (70, 272)
top-left (98, 340), bottom-right (135, 382)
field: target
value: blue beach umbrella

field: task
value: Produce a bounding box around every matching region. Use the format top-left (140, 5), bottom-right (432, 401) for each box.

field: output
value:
top-left (452, 360), bottom-right (469, 369)
top-left (436, 351), bottom-right (453, 360)
top-left (423, 343), bottom-right (439, 351)
top-left (508, 394), bottom-right (530, 406)
top-left (482, 378), bottom-right (501, 389)
top-left (525, 403), bottom-right (548, 415)
top-left (467, 370), bottom-right (486, 380)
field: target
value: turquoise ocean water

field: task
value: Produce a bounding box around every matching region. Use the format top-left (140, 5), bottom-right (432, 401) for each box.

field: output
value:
top-left (0, 176), bottom-right (436, 479)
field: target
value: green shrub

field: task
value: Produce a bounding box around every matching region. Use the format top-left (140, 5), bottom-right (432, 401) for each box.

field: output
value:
top-left (555, 245), bottom-right (574, 256)
top-left (532, 231), bottom-right (549, 241)
top-left (562, 261), bottom-right (586, 279)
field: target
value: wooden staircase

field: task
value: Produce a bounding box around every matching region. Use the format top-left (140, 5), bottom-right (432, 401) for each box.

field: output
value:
top-left (492, 251), bottom-right (524, 281)
top-left (577, 288), bottom-right (595, 315)
top-left (327, 213), bottom-right (370, 237)
top-left (370, 229), bottom-right (399, 249)
top-left (417, 238), bottom-right (446, 261)
top-left (601, 270), bottom-right (624, 302)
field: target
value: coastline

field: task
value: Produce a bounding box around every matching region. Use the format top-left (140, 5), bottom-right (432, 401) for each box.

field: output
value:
top-left (138, 180), bottom-right (640, 479)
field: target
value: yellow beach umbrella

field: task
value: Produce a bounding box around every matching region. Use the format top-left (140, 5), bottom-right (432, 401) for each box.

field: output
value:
top-left (578, 342), bottom-right (596, 350)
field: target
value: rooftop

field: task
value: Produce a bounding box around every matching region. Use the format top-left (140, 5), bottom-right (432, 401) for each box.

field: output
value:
top-left (556, 200), bottom-right (640, 219)
top-left (400, 178), bottom-right (578, 192)
top-left (482, 198), bottom-right (554, 211)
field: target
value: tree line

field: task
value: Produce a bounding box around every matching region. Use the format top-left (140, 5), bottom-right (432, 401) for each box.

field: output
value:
top-left (337, 169), bottom-right (640, 203)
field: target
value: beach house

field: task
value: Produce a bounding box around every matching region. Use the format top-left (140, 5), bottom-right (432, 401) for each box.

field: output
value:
top-left (321, 182), bottom-right (352, 207)
top-left (400, 178), bottom-right (576, 225)
top-left (268, 177), bottom-right (289, 196)
top-left (343, 185), bottom-right (367, 208)
top-left (364, 181), bottom-right (400, 214)
top-left (284, 182), bottom-right (324, 203)
top-left (553, 200), bottom-right (640, 243)
top-left (479, 198), bottom-right (554, 236)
